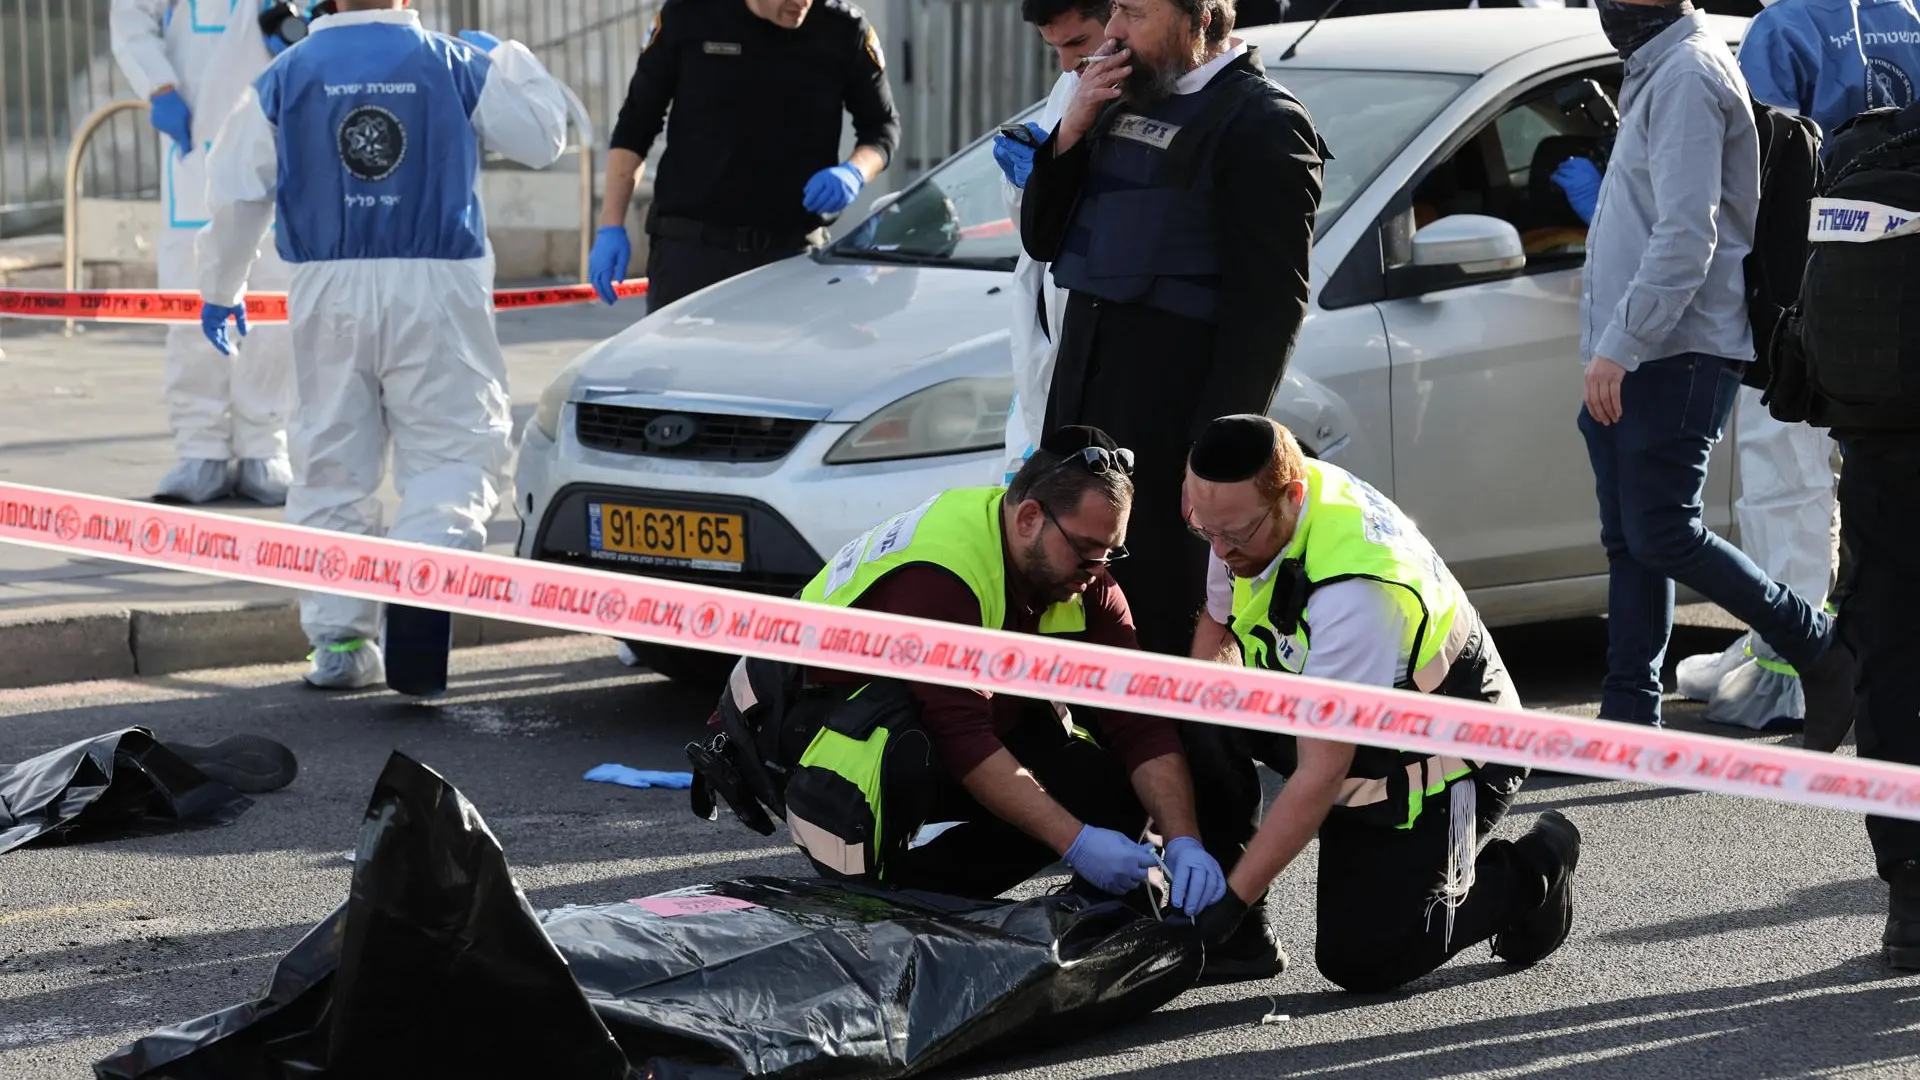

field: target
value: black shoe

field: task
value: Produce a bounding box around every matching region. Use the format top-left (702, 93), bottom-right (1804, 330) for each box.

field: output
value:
top-left (165, 734), bottom-right (299, 794)
top-left (1799, 638), bottom-right (1858, 753)
top-left (1199, 900), bottom-right (1288, 983)
top-left (1885, 862), bottom-right (1920, 971)
top-left (1493, 810), bottom-right (1581, 968)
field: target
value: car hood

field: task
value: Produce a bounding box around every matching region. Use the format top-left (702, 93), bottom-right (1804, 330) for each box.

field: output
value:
top-left (569, 255), bottom-right (1016, 422)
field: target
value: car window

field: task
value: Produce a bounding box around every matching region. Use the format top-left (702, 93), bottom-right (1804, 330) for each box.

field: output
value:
top-left (1410, 68), bottom-right (1623, 269)
top-left (827, 67), bottom-right (1473, 268)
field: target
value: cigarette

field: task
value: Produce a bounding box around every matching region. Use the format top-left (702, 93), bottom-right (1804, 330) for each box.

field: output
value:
top-left (1077, 46), bottom-right (1122, 70)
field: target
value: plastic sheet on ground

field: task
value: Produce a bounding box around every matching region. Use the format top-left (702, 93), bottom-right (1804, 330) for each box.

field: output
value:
top-left (93, 752), bottom-right (1204, 1080)
top-left (0, 727), bottom-right (251, 855)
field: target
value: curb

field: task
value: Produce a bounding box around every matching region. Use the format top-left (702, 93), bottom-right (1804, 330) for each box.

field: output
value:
top-left (0, 597), bottom-right (575, 690)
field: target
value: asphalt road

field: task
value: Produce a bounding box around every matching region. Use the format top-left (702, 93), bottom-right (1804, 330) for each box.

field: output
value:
top-left (2, 614), bottom-right (1914, 1080)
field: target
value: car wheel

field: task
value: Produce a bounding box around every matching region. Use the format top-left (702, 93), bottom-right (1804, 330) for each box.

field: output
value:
top-left (623, 642), bottom-right (735, 688)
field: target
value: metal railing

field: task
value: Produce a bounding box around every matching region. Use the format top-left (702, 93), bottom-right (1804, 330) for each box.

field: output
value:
top-left (5, 0), bottom-right (656, 239)
top-left (897, 0), bottom-right (1056, 175)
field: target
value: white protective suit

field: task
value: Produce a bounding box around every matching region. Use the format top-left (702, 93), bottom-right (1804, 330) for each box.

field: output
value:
top-left (198, 8), bottom-right (569, 648)
top-left (110, 0), bottom-right (294, 484)
top-left (997, 71), bottom-right (1079, 483)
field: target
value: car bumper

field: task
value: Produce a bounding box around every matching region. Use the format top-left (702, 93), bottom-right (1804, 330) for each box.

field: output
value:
top-left (513, 415), bottom-right (1003, 596)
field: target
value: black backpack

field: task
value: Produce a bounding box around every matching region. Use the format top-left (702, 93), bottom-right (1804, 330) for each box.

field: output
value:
top-left (1742, 100), bottom-right (1824, 392)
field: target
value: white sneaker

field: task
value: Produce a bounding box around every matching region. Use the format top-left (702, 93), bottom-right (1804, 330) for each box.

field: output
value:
top-left (304, 638), bottom-right (386, 690)
top-left (234, 457), bottom-right (291, 506)
top-left (153, 459), bottom-right (233, 505)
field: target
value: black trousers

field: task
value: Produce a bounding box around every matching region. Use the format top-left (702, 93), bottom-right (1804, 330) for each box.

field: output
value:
top-left (1045, 293), bottom-right (1219, 657)
top-left (643, 234), bottom-right (814, 314)
top-left (1184, 624), bottom-right (1536, 992)
top-left (885, 705), bottom-right (1149, 899)
top-left (1835, 434), bottom-right (1920, 879)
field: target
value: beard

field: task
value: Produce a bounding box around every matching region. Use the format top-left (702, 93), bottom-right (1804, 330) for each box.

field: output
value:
top-left (1021, 533), bottom-right (1089, 602)
top-left (1120, 24), bottom-right (1197, 107)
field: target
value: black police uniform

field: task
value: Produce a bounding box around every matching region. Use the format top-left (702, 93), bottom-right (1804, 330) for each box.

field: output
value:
top-left (1787, 101), bottom-right (1920, 964)
top-left (1019, 46), bottom-right (1326, 657)
top-left (609, 0), bottom-right (901, 312)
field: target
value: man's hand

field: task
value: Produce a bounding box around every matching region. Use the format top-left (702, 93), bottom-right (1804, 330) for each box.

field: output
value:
top-left (992, 122), bottom-right (1046, 188)
top-left (1584, 356), bottom-right (1627, 425)
top-left (802, 163), bottom-right (865, 215)
top-left (1062, 824), bottom-right (1157, 895)
top-left (200, 302), bottom-right (247, 356)
top-left (588, 225), bottom-right (631, 306)
top-left (1163, 836), bottom-right (1228, 916)
top-left (149, 87), bottom-right (192, 158)
top-left (1552, 156), bottom-right (1602, 225)
top-left (1056, 47), bottom-right (1130, 153)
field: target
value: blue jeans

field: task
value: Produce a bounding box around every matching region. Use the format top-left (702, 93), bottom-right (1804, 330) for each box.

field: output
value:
top-left (1578, 353), bottom-right (1833, 725)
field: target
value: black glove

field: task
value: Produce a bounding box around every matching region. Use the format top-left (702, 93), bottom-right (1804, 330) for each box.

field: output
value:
top-left (1194, 890), bottom-right (1249, 946)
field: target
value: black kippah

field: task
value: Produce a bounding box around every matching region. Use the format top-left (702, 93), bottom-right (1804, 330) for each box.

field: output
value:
top-left (1040, 424), bottom-right (1119, 457)
top-left (1188, 414), bottom-right (1277, 483)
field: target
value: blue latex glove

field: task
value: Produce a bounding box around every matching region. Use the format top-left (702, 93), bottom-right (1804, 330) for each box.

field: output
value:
top-left (991, 122), bottom-right (1045, 189)
top-left (200, 302), bottom-right (247, 356)
top-left (584, 764), bottom-right (694, 790)
top-left (802, 163), bottom-right (865, 215)
top-left (1162, 836), bottom-right (1228, 916)
top-left (457, 29), bottom-right (501, 51)
top-left (1551, 157), bottom-right (1602, 225)
top-left (149, 89), bottom-right (192, 158)
top-left (1063, 824), bottom-right (1158, 896)
top-left (588, 225), bottom-right (631, 305)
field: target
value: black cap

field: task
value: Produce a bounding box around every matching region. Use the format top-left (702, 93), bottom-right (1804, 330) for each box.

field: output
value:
top-left (1040, 424), bottom-right (1120, 457)
top-left (1188, 414), bottom-right (1278, 483)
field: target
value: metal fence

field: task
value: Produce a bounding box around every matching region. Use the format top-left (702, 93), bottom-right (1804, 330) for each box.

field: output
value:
top-left (896, 0), bottom-right (1056, 176)
top-left (0, 0), bottom-right (657, 239)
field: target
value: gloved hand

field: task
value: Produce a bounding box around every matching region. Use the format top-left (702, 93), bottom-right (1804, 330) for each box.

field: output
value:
top-left (1162, 836), bottom-right (1228, 916)
top-left (802, 162), bottom-right (865, 215)
top-left (149, 88), bottom-right (193, 158)
top-left (588, 225), bottom-right (632, 305)
top-left (584, 763), bottom-right (693, 789)
top-left (992, 122), bottom-right (1046, 188)
top-left (1062, 824), bottom-right (1158, 896)
top-left (1551, 156), bottom-right (1603, 225)
top-left (201, 302), bottom-right (247, 356)
top-left (457, 29), bottom-right (502, 51)
top-left (1194, 889), bottom-right (1249, 946)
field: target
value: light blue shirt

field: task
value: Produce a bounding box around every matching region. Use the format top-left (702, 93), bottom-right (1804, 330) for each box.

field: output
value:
top-left (1582, 12), bottom-right (1759, 370)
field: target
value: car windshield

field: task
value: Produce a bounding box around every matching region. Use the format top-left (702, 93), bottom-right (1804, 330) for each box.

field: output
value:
top-left (828, 66), bottom-right (1474, 269)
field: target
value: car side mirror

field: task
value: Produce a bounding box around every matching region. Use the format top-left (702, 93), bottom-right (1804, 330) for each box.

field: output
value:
top-left (1411, 214), bottom-right (1527, 277)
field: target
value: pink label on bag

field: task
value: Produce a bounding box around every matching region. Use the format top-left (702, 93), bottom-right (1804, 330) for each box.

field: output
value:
top-left (630, 895), bottom-right (760, 917)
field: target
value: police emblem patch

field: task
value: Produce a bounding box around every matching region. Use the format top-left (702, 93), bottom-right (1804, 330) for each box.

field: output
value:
top-left (1866, 57), bottom-right (1917, 110)
top-left (865, 25), bottom-right (885, 70)
top-left (338, 105), bottom-right (406, 182)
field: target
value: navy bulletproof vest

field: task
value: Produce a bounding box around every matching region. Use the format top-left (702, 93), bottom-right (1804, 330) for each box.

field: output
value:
top-left (1050, 64), bottom-right (1272, 323)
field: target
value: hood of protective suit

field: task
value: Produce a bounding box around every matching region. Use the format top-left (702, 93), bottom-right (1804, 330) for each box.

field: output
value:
top-left (569, 255), bottom-right (1017, 422)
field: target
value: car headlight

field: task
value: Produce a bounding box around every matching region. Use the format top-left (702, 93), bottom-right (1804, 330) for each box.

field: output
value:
top-left (530, 341), bottom-right (606, 441)
top-left (824, 377), bottom-right (1014, 465)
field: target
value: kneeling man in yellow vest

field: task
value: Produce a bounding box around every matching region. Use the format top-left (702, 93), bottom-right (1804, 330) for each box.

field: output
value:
top-left (1177, 415), bottom-right (1583, 990)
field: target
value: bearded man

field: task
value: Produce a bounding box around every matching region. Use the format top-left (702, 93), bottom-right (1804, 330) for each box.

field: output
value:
top-left (1017, 0), bottom-right (1327, 661)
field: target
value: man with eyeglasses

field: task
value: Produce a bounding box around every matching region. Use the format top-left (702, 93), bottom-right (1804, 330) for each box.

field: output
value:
top-left (689, 426), bottom-right (1231, 941)
top-left (1173, 414), bottom-right (1583, 990)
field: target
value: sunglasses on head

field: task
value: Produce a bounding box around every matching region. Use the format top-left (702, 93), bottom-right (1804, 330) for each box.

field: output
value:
top-left (1050, 444), bottom-right (1136, 477)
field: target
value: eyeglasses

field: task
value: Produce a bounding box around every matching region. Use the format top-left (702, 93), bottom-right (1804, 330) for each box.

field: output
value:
top-left (1186, 502), bottom-right (1276, 549)
top-left (1049, 445), bottom-right (1136, 478)
top-left (1039, 501), bottom-right (1130, 570)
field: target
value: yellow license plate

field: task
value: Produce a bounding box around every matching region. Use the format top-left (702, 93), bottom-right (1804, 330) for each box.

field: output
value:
top-left (589, 503), bottom-right (744, 570)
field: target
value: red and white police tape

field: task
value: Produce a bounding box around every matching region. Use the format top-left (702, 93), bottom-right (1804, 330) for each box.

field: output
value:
top-left (2, 479), bottom-right (1914, 822)
top-left (0, 280), bottom-right (649, 325)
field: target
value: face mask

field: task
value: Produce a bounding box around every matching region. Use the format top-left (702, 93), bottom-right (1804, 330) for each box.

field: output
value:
top-left (1594, 0), bottom-right (1693, 60)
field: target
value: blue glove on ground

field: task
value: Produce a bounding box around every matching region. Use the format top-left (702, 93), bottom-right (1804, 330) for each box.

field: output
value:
top-left (802, 163), bottom-right (865, 215)
top-left (201, 302), bottom-right (247, 356)
top-left (584, 764), bottom-right (694, 789)
top-left (1551, 157), bottom-right (1602, 225)
top-left (991, 122), bottom-right (1046, 188)
top-left (589, 225), bottom-right (632, 305)
top-left (1163, 836), bottom-right (1228, 916)
top-left (149, 89), bottom-right (192, 158)
top-left (457, 29), bottom-right (502, 51)
top-left (1063, 824), bottom-right (1158, 896)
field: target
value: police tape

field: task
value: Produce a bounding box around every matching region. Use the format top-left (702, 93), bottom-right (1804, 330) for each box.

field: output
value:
top-left (2, 479), bottom-right (1914, 823)
top-left (0, 280), bottom-right (649, 325)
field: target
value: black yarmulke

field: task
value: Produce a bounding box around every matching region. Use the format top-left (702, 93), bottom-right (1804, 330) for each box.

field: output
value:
top-left (1188, 414), bottom-right (1277, 483)
top-left (1041, 424), bottom-right (1120, 456)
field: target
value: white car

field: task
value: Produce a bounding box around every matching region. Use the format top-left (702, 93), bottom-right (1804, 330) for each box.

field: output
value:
top-left (515, 10), bottom-right (1750, 683)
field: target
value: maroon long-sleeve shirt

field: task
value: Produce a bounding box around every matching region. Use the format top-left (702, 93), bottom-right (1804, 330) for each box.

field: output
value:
top-left (805, 548), bottom-right (1185, 782)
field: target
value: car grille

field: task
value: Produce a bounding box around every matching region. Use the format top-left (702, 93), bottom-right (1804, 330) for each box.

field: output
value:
top-left (575, 404), bottom-right (813, 463)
